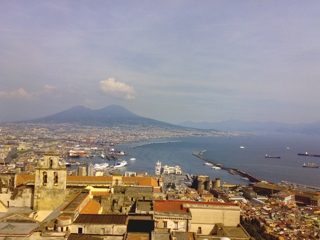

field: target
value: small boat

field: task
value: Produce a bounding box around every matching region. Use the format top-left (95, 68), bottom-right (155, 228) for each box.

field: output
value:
top-left (241, 177), bottom-right (249, 181)
top-left (130, 158), bottom-right (136, 161)
top-left (212, 166), bottom-right (221, 170)
top-left (204, 162), bottom-right (213, 166)
top-left (240, 146), bottom-right (245, 149)
top-left (114, 160), bottom-right (127, 168)
top-left (265, 154), bottom-right (281, 159)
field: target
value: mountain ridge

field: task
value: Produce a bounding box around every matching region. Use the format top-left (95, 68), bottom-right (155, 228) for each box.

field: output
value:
top-left (21, 105), bottom-right (193, 130)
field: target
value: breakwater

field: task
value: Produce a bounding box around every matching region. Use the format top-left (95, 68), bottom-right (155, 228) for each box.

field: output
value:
top-left (192, 151), bottom-right (261, 183)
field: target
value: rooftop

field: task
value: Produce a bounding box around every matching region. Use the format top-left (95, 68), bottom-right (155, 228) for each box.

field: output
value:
top-left (73, 214), bottom-right (127, 225)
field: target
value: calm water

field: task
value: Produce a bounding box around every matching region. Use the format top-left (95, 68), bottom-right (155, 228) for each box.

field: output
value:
top-left (82, 134), bottom-right (320, 187)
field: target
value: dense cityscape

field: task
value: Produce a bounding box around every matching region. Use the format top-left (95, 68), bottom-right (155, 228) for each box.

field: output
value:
top-left (0, 123), bottom-right (320, 240)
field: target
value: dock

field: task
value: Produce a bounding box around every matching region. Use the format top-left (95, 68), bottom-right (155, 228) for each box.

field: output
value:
top-left (281, 180), bottom-right (320, 191)
top-left (192, 151), bottom-right (261, 183)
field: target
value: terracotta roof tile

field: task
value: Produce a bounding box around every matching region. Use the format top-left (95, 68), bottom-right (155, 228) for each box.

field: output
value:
top-left (16, 174), bottom-right (35, 186)
top-left (80, 200), bottom-right (101, 214)
top-left (154, 200), bottom-right (189, 213)
top-left (123, 177), bottom-right (158, 186)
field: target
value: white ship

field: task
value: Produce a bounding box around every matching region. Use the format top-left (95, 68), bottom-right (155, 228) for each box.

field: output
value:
top-left (212, 166), bottom-right (221, 169)
top-left (94, 163), bottom-right (109, 171)
top-left (204, 162), bottom-right (213, 166)
top-left (114, 160), bottom-right (127, 168)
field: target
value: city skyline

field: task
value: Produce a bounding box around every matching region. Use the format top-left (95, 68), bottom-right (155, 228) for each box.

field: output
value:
top-left (1, 1), bottom-right (320, 124)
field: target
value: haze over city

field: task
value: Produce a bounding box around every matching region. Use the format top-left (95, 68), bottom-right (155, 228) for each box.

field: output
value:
top-left (1, 1), bottom-right (320, 124)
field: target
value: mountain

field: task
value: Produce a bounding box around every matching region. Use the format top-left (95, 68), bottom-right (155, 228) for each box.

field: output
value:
top-left (23, 105), bottom-right (186, 128)
top-left (179, 120), bottom-right (320, 135)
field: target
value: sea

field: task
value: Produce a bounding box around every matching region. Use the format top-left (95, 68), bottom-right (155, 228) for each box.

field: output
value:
top-left (74, 133), bottom-right (320, 188)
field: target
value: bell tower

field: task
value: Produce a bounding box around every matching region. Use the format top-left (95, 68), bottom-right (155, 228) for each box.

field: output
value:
top-left (34, 152), bottom-right (67, 211)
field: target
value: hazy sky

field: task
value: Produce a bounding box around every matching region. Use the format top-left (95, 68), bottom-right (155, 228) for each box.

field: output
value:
top-left (1, 1), bottom-right (320, 124)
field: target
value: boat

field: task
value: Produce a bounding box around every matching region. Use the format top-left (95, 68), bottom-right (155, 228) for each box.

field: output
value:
top-left (265, 154), bottom-right (281, 159)
top-left (114, 160), bottom-right (127, 168)
top-left (240, 146), bottom-right (245, 149)
top-left (67, 150), bottom-right (81, 158)
top-left (303, 163), bottom-right (319, 168)
top-left (130, 158), bottom-right (136, 161)
top-left (212, 166), bottom-right (221, 170)
top-left (101, 153), bottom-right (105, 159)
top-left (204, 162), bottom-right (213, 166)
top-left (94, 163), bottom-right (109, 170)
top-left (68, 150), bottom-right (86, 157)
top-left (241, 177), bottom-right (249, 181)
top-left (298, 152), bottom-right (320, 157)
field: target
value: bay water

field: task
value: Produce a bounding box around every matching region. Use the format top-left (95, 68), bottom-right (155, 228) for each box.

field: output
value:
top-left (84, 134), bottom-right (320, 187)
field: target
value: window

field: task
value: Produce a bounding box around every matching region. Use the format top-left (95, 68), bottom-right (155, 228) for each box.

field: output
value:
top-left (78, 227), bottom-right (83, 234)
top-left (174, 221), bottom-right (178, 230)
top-left (43, 172), bottom-right (47, 186)
top-left (163, 221), bottom-right (167, 228)
top-left (54, 172), bottom-right (58, 185)
top-left (197, 227), bottom-right (202, 234)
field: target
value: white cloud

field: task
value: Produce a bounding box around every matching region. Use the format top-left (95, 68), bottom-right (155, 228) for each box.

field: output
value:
top-left (43, 84), bottom-right (56, 93)
top-left (99, 78), bottom-right (136, 100)
top-left (0, 88), bottom-right (34, 100)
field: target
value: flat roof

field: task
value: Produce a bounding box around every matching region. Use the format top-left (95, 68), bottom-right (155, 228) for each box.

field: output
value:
top-left (74, 214), bottom-right (127, 225)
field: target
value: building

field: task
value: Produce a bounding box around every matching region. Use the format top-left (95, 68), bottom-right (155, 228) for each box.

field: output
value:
top-left (34, 152), bottom-right (67, 211)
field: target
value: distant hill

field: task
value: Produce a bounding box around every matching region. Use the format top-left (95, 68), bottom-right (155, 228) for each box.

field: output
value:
top-left (22, 105), bottom-right (191, 129)
top-left (179, 119), bottom-right (320, 135)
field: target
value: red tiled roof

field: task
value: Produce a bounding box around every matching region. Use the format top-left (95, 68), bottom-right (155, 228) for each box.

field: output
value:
top-left (80, 200), bottom-right (101, 214)
top-left (154, 200), bottom-right (189, 213)
top-left (123, 176), bottom-right (158, 186)
top-left (16, 174), bottom-right (35, 186)
top-left (15, 174), bottom-right (158, 187)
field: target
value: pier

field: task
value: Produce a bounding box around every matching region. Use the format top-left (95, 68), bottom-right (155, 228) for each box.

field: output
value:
top-left (281, 180), bottom-right (320, 191)
top-left (192, 151), bottom-right (261, 183)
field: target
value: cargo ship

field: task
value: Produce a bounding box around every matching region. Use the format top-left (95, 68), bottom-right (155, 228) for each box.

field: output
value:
top-left (265, 154), bottom-right (281, 159)
top-left (303, 162), bottom-right (319, 168)
top-left (298, 152), bottom-right (320, 157)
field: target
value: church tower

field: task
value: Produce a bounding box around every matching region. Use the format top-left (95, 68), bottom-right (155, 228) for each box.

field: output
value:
top-left (34, 152), bottom-right (67, 211)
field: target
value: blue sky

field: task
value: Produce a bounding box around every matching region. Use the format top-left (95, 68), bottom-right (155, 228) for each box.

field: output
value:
top-left (1, 1), bottom-right (320, 124)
